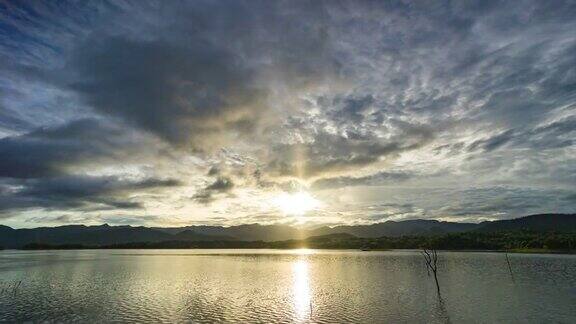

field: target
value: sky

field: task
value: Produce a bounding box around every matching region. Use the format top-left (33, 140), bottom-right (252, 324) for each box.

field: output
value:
top-left (0, 0), bottom-right (575, 228)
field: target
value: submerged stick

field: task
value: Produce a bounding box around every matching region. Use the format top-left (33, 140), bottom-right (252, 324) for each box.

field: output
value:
top-left (505, 253), bottom-right (515, 282)
top-left (422, 249), bottom-right (440, 294)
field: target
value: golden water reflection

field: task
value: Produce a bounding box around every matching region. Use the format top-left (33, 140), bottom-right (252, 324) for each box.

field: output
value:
top-left (292, 258), bottom-right (312, 321)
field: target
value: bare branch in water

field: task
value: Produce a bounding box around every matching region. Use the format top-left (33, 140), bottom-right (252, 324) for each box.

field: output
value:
top-left (505, 253), bottom-right (515, 283)
top-left (422, 249), bottom-right (440, 294)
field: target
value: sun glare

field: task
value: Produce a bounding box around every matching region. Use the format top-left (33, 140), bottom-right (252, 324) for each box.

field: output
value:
top-left (272, 191), bottom-right (320, 216)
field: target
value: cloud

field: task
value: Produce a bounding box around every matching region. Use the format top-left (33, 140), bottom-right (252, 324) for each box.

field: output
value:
top-left (70, 37), bottom-right (265, 147)
top-left (0, 175), bottom-right (181, 217)
top-left (330, 95), bottom-right (375, 124)
top-left (0, 104), bottom-right (31, 134)
top-left (433, 187), bottom-right (572, 219)
top-left (191, 191), bottom-right (215, 205)
top-left (266, 120), bottom-right (434, 179)
top-left (0, 118), bottom-right (158, 178)
top-left (311, 171), bottom-right (413, 190)
top-left (66, 1), bottom-right (341, 150)
top-left (467, 129), bottom-right (515, 152)
top-left (26, 214), bottom-right (164, 226)
top-left (205, 177), bottom-right (234, 192)
top-left (0, 1), bottom-right (575, 225)
top-left (192, 176), bottom-right (235, 205)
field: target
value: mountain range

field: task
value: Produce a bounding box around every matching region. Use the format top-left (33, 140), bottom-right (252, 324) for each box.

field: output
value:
top-left (1, 213), bottom-right (574, 249)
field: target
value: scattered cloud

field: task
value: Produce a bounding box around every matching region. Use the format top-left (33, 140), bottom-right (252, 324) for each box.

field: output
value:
top-left (0, 1), bottom-right (574, 226)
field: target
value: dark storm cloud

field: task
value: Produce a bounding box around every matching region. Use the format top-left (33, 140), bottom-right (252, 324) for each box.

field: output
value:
top-left (71, 37), bottom-right (264, 146)
top-left (0, 175), bottom-right (181, 217)
top-left (67, 1), bottom-right (340, 149)
top-left (0, 119), bottom-right (149, 178)
top-left (0, 116), bottom-right (178, 218)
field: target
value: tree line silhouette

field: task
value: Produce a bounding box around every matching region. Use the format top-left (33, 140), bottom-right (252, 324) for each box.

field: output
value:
top-left (15, 230), bottom-right (576, 251)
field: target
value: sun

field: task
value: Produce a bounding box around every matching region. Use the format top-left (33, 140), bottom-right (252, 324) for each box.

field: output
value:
top-left (272, 191), bottom-right (321, 216)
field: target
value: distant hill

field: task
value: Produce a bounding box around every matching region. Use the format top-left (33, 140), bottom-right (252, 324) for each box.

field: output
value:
top-left (172, 230), bottom-right (237, 242)
top-left (154, 220), bottom-right (480, 241)
top-left (1, 214), bottom-right (575, 249)
top-left (306, 233), bottom-right (357, 241)
top-left (0, 224), bottom-right (232, 249)
top-left (154, 224), bottom-right (309, 242)
top-left (476, 214), bottom-right (576, 232)
top-left (310, 219), bottom-right (479, 238)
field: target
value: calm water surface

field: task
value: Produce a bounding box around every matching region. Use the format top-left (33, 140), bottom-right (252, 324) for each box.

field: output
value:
top-left (1, 249), bottom-right (575, 323)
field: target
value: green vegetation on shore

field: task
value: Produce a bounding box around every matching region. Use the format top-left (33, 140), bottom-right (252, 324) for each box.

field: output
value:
top-left (19, 230), bottom-right (576, 253)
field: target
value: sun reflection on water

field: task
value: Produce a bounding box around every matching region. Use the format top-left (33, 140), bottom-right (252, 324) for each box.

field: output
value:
top-left (294, 248), bottom-right (314, 255)
top-left (292, 258), bottom-right (312, 322)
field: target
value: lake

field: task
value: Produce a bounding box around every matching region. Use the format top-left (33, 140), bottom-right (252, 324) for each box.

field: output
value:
top-left (1, 249), bottom-right (575, 323)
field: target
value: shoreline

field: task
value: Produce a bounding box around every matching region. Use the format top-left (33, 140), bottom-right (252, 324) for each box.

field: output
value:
top-left (3, 247), bottom-right (575, 255)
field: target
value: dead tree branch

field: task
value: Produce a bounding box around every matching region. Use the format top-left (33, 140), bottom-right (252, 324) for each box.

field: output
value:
top-left (422, 249), bottom-right (440, 294)
top-left (505, 253), bottom-right (515, 282)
